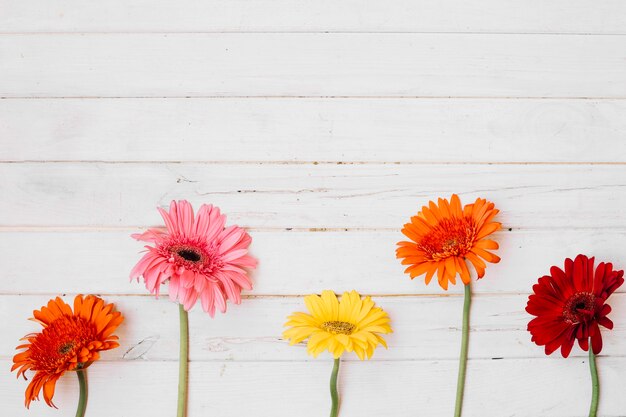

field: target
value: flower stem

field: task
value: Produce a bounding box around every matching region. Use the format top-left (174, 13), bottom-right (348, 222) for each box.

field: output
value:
top-left (454, 283), bottom-right (472, 417)
top-left (178, 304), bottom-right (189, 417)
top-left (329, 358), bottom-right (341, 417)
top-left (75, 368), bottom-right (88, 417)
top-left (588, 343), bottom-right (599, 417)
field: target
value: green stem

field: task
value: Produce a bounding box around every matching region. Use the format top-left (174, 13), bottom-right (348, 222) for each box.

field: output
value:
top-left (454, 283), bottom-right (472, 417)
top-left (75, 368), bottom-right (87, 417)
top-left (178, 304), bottom-right (189, 417)
top-left (588, 343), bottom-right (599, 417)
top-left (329, 358), bottom-right (341, 417)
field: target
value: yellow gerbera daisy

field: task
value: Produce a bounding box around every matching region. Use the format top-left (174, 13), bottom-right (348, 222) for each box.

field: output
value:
top-left (283, 290), bottom-right (392, 360)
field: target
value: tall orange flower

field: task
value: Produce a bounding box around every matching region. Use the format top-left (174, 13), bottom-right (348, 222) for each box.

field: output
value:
top-left (396, 194), bottom-right (501, 417)
top-left (11, 295), bottom-right (123, 410)
top-left (396, 194), bottom-right (501, 290)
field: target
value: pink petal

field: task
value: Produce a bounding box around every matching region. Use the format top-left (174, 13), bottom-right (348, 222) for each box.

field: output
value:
top-left (144, 269), bottom-right (160, 293)
top-left (193, 204), bottom-right (213, 236)
top-left (223, 270), bottom-right (253, 291)
top-left (179, 200), bottom-right (195, 236)
top-left (216, 272), bottom-right (241, 303)
top-left (169, 276), bottom-right (181, 302)
top-left (200, 286), bottom-right (215, 316)
top-left (158, 206), bottom-right (177, 234)
top-left (213, 285), bottom-right (227, 313)
top-left (221, 264), bottom-right (247, 274)
top-left (181, 269), bottom-right (196, 289)
top-left (205, 210), bottom-right (226, 243)
top-left (169, 201), bottom-right (182, 233)
top-left (230, 232), bottom-right (252, 251)
top-left (194, 273), bottom-right (207, 293)
top-left (218, 227), bottom-right (244, 251)
top-left (183, 289), bottom-right (198, 311)
top-left (220, 249), bottom-right (249, 263)
top-left (232, 255), bottom-right (258, 269)
top-left (144, 258), bottom-right (168, 283)
top-left (131, 228), bottom-right (167, 243)
top-left (130, 252), bottom-right (156, 280)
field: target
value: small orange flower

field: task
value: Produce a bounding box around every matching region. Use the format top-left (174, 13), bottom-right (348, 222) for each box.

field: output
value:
top-left (11, 295), bottom-right (123, 408)
top-left (396, 194), bottom-right (501, 290)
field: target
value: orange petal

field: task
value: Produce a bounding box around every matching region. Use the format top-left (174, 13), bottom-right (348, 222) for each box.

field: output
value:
top-left (471, 247), bottom-right (501, 264)
top-left (444, 257), bottom-right (457, 284)
top-left (466, 252), bottom-right (486, 278)
top-left (458, 258), bottom-right (471, 285)
top-left (474, 239), bottom-right (499, 250)
top-left (424, 264), bottom-right (437, 285)
top-left (450, 194), bottom-right (463, 217)
top-left (406, 262), bottom-right (432, 279)
top-left (475, 222), bottom-right (501, 240)
top-left (42, 376), bottom-right (59, 408)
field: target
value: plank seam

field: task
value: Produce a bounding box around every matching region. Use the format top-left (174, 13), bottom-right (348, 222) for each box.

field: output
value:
top-left (2, 161), bottom-right (626, 165)
top-left (5, 95), bottom-right (626, 100)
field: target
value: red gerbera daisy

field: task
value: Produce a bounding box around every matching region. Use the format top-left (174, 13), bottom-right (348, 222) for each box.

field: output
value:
top-left (130, 200), bottom-right (257, 316)
top-left (526, 254), bottom-right (624, 357)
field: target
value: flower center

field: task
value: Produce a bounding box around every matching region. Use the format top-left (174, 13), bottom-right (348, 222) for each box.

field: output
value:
top-left (418, 218), bottom-right (476, 260)
top-left (563, 292), bottom-right (597, 324)
top-left (321, 321), bottom-right (356, 335)
top-left (29, 316), bottom-right (97, 372)
top-left (177, 248), bottom-right (202, 263)
top-left (58, 341), bottom-right (75, 355)
top-left (164, 242), bottom-right (223, 274)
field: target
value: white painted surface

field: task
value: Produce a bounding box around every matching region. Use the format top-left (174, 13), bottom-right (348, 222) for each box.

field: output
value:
top-left (3, 99), bottom-right (626, 163)
top-left (1, 2), bottom-right (625, 417)
top-left (2, 1), bottom-right (626, 34)
top-left (3, 34), bottom-right (626, 98)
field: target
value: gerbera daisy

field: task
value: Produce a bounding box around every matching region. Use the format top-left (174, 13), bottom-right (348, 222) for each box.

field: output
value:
top-left (283, 290), bottom-right (392, 417)
top-left (396, 194), bottom-right (501, 290)
top-left (396, 194), bottom-right (501, 417)
top-left (283, 290), bottom-right (392, 360)
top-left (130, 200), bottom-right (258, 316)
top-left (130, 200), bottom-right (257, 417)
top-left (527, 254), bottom-right (623, 357)
top-left (11, 295), bottom-right (123, 412)
top-left (526, 254), bottom-right (623, 417)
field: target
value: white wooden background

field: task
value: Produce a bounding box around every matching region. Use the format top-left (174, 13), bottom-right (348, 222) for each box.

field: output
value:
top-left (1, 2), bottom-right (626, 416)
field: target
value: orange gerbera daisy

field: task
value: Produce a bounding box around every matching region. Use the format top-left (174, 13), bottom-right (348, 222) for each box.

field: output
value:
top-left (11, 295), bottom-right (123, 409)
top-left (396, 194), bottom-right (501, 290)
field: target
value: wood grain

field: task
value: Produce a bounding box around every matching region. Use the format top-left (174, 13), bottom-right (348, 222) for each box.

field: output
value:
top-left (2, 34), bottom-right (626, 98)
top-left (2, 1), bottom-right (626, 34)
top-left (2, 2), bottom-right (625, 416)
top-left (2, 358), bottom-right (626, 417)
top-left (1, 162), bottom-right (625, 229)
top-left (3, 98), bottom-right (626, 163)
top-left (3, 294), bottom-right (626, 362)
top-left (2, 229), bottom-right (625, 295)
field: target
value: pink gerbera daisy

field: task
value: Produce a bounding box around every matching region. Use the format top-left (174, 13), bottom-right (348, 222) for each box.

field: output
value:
top-left (130, 200), bottom-right (257, 316)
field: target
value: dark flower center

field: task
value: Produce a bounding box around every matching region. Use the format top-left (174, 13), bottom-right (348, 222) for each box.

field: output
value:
top-left (563, 292), bottom-right (597, 324)
top-left (321, 321), bottom-right (356, 335)
top-left (177, 249), bottom-right (202, 263)
top-left (58, 341), bottom-right (74, 355)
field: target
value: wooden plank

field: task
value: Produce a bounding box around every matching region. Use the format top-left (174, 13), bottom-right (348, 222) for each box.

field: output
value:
top-left (2, 230), bottom-right (626, 295)
top-left (2, 358), bottom-right (625, 416)
top-left (3, 98), bottom-right (626, 163)
top-left (2, 1), bottom-right (626, 34)
top-left (1, 162), bottom-right (626, 229)
top-left (2, 34), bottom-right (626, 98)
top-left (3, 294), bottom-right (625, 361)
